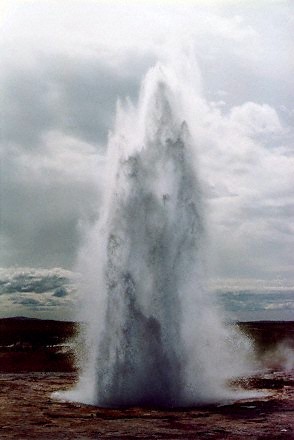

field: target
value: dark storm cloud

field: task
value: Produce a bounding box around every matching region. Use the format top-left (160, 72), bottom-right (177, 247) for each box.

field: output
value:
top-left (53, 287), bottom-right (68, 298)
top-left (0, 49), bottom-right (153, 268)
top-left (11, 295), bottom-right (70, 309)
top-left (12, 297), bottom-right (41, 306)
top-left (1, 52), bottom-right (147, 150)
top-left (0, 170), bottom-right (99, 268)
top-left (47, 55), bottom-right (141, 145)
top-left (1, 66), bottom-right (55, 148)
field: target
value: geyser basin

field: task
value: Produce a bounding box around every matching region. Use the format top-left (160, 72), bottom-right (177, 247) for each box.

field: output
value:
top-left (65, 61), bottom-right (254, 407)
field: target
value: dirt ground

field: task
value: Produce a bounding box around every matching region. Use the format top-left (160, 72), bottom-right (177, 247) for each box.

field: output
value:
top-left (0, 319), bottom-right (293, 439)
top-left (0, 370), bottom-right (293, 439)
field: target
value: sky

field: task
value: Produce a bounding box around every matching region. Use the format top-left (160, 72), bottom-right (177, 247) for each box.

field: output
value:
top-left (0, 0), bottom-right (293, 320)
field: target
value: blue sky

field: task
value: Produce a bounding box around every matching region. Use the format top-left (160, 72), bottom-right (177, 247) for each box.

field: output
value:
top-left (0, 0), bottom-right (293, 320)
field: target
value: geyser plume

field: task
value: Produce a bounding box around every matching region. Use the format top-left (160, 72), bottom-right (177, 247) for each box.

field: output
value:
top-left (66, 61), bottom-right (253, 407)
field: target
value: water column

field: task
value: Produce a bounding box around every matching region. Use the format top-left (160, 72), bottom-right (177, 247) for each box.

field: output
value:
top-left (62, 62), bottom-right (253, 407)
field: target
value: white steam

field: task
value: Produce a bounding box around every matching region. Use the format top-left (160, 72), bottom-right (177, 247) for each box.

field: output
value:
top-left (60, 57), bottom-right (255, 407)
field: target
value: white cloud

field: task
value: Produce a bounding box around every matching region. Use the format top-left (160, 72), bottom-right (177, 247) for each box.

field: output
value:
top-left (229, 102), bottom-right (283, 135)
top-left (192, 98), bottom-right (294, 282)
top-left (0, 267), bottom-right (79, 319)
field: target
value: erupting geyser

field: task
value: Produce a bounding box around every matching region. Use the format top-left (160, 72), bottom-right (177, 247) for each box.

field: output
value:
top-left (61, 61), bottom-right (253, 407)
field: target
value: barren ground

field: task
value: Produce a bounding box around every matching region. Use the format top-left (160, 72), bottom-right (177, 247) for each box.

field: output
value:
top-left (0, 319), bottom-right (293, 439)
top-left (0, 370), bottom-right (293, 439)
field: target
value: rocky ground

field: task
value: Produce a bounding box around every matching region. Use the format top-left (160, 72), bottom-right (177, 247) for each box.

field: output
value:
top-left (0, 319), bottom-right (293, 439)
top-left (0, 370), bottom-right (293, 439)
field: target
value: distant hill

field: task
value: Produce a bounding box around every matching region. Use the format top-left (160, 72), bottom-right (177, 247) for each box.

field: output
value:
top-left (0, 317), bottom-right (293, 350)
top-left (0, 318), bottom-right (293, 373)
top-left (0, 317), bottom-right (78, 348)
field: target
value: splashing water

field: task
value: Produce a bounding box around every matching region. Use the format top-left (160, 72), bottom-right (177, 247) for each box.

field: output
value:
top-left (60, 60), bottom-right (254, 407)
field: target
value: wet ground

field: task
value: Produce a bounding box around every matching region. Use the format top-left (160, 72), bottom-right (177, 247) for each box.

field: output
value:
top-left (0, 370), bottom-right (293, 439)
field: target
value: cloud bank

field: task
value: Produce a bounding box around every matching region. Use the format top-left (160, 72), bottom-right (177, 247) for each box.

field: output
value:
top-left (0, 267), bottom-right (78, 320)
top-left (0, 267), bottom-right (292, 321)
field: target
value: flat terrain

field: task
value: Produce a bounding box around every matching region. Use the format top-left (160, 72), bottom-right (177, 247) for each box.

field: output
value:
top-left (0, 317), bottom-right (77, 373)
top-left (0, 370), bottom-right (293, 439)
top-left (0, 318), bottom-right (293, 439)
